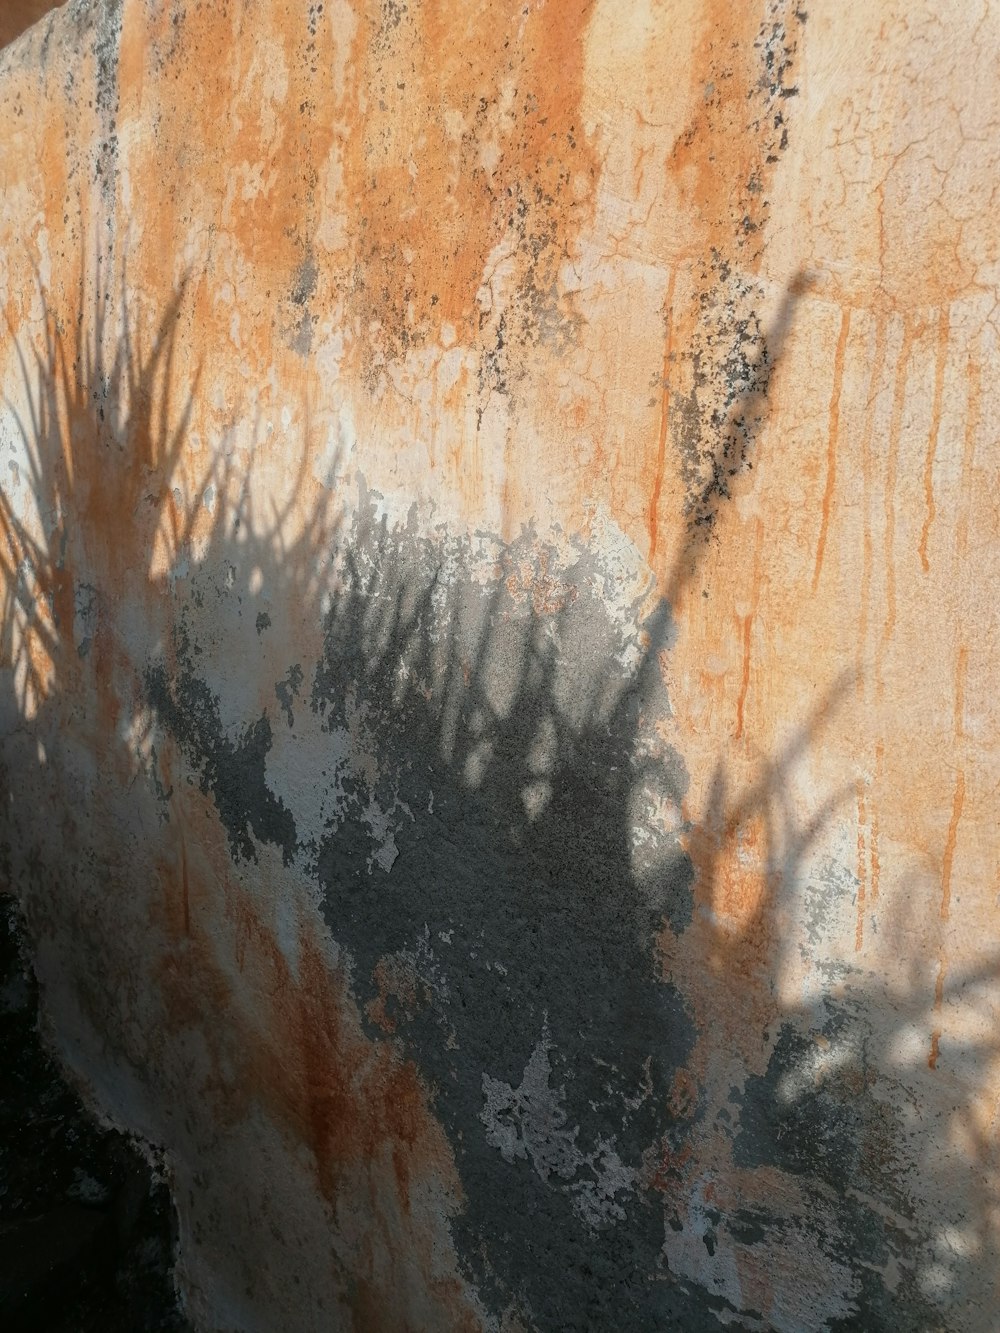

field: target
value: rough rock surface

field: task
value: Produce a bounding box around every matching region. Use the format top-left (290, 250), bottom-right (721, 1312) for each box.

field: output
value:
top-left (0, 1), bottom-right (998, 1329)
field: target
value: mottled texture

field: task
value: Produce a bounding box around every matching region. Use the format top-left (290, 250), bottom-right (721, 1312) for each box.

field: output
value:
top-left (1, 1), bottom-right (998, 1329)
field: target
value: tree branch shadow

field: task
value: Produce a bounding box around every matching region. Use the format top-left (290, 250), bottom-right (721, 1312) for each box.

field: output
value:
top-left (0, 234), bottom-right (996, 1333)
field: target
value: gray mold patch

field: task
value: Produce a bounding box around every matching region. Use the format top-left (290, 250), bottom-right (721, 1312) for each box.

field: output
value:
top-left (275, 663), bottom-right (303, 728)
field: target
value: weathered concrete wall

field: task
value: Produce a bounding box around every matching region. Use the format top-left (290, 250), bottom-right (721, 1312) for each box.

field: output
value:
top-left (1, 1), bottom-right (998, 1327)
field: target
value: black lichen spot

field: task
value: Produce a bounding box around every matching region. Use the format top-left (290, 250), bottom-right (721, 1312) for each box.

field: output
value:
top-left (669, 254), bottom-right (774, 538)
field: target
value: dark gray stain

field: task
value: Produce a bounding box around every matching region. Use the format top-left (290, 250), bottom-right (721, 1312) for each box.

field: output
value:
top-left (91, 0), bottom-right (122, 203)
top-left (290, 253), bottom-right (318, 309)
top-left (285, 249), bottom-right (318, 355)
top-left (304, 518), bottom-right (730, 1328)
top-left (275, 663), bottom-right (303, 728)
top-left (137, 482), bottom-right (963, 1329)
top-left (146, 642), bottom-right (297, 867)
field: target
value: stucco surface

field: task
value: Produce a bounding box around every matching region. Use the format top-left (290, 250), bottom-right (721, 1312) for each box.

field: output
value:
top-left (1, 1), bottom-right (998, 1328)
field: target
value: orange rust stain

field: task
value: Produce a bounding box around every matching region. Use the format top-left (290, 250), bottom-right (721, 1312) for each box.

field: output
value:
top-left (143, 784), bottom-right (480, 1328)
top-left (734, 518), bottom-right (763, 742)
top-left (857, 316), bottom-right (888, 693)
top-left (870, 740), bottom-right (883, 901)
top-left (939, 768), bottom-right (965, 924)
top-left (929, 955), bottom-right (948, 1072)
top-left (650, 1137), bottom-right (694, 1198)
top-left (928, 1027), bottom-right (941, 1071)
top-left (878, 314), bottom-right (918, 696)
top-left (954, 644), bottom-right (968, 740)
top-left (339, 0), bottom-right (598, 363)
top-left (666, 0), bottom-right (793, 265)
top-left (647, 267), bottom-right (678, 566)
top-left (957, 353), bottom-right (981, 561)
top-left (812, 307), bottom-right (851, 594)
top-left (734, 613), bottom-right (753, 743)
top-left (917, 306), bottom-right (950, 574)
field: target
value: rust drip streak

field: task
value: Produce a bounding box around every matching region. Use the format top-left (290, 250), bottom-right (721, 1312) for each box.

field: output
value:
top-left (870, 739), bottom-right (883, 900)
top-left (954, 644), bottom-right (968, 740)
top-left (734, 614), bottom-right (752, 741)
top-left (812, 307), bottom-right (851, 594)
top-left (918, 306), bottom-right (950, 574)
top-left (879, 315), bottom-right (917, 697)
top-left (857, 319), bottom-right (887, 697)
top-left (855, 782), bottom-right (867, 952)
top-left (956, 354), bottom-right (981, 561)
top-left (929, 1009), bottom-right (943, 1069)
top-left (930, 949), bottom-right (949, 1070)
top-left (940, 768), bottom-right (965, 923)
top-left (648, 267), bottom-right (678, 567)
top-left (734, 517), bottom-right (763, 742)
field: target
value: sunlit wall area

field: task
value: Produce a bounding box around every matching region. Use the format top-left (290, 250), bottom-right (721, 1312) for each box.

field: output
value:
top-left (0, 2), bottom-right (997, 1329)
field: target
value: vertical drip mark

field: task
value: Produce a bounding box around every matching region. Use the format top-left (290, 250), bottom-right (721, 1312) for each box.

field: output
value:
top-left (857, 318), bottom-right (887, 697)
top-left (954, 644), bottom-right (968, 740)
top-left (918, 306), bottom-right (950, 573)
top-left (928, 970), bottom-right (944, 1071)
top-left (879, 315), bottom-right (917, 698)
top-left (734, 614), bottom-right (752, 742)
top-left (648, 267), bottom-right (678, 567)
top-left (951, 353), bottom-right (979, 744)
top-left (812, 306), bottom-right (851, 593)
top-left (734, 518), bottom-right (763, 742)
top-left (855, 781), bottom-right (867, 952)
top-left (940, 769), bottom-right (966, 925)
top-left (870, 739), bottom-right (883, 901)
top-left (929, 362), bottom-right (977, 1070)
top-left (957, 354), bottom-right (980, 561)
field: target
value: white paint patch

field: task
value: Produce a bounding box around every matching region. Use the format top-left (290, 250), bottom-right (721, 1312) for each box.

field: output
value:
top-left (481, 1026), bottom-right (637, 1231)
top-left (312, 401), bottom-right (357, 491)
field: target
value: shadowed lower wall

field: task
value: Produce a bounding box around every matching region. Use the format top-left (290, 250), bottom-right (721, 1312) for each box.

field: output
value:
top-left (0, 1), bottom-right (998, 1329)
